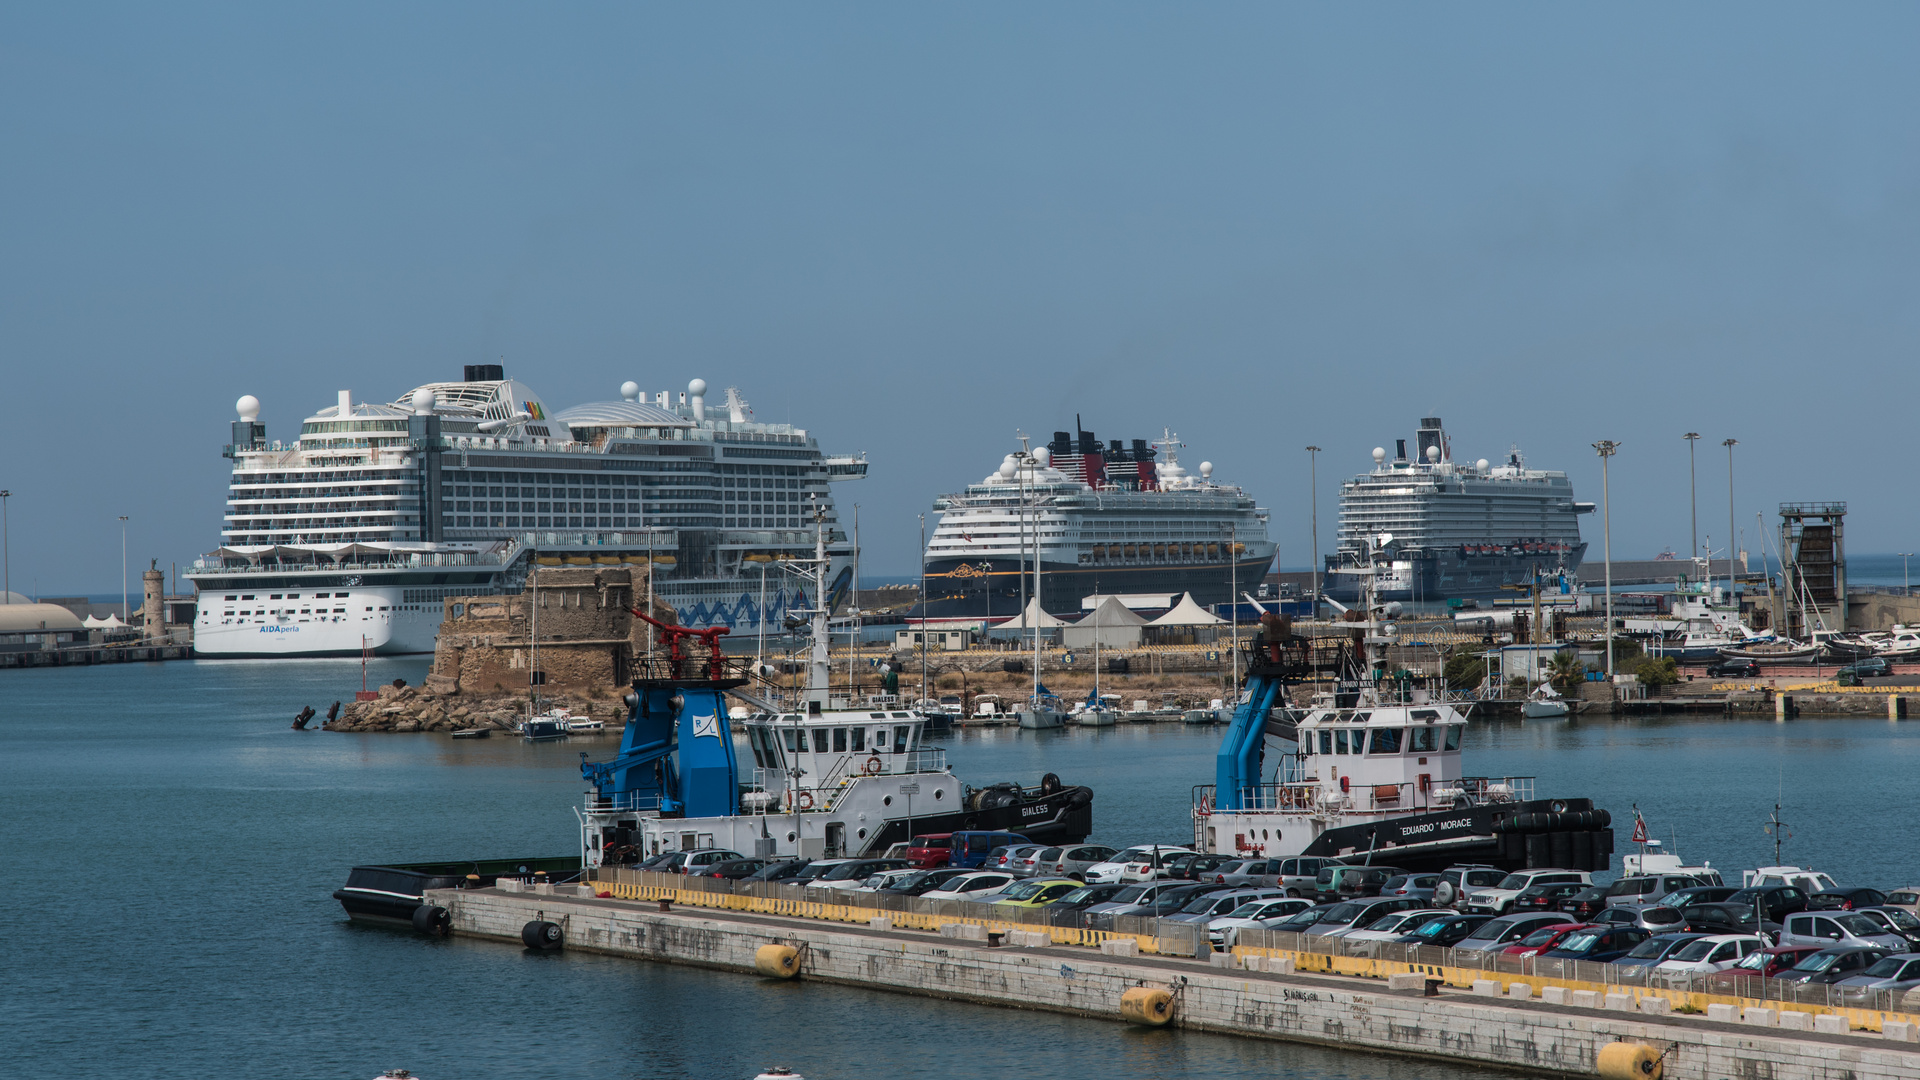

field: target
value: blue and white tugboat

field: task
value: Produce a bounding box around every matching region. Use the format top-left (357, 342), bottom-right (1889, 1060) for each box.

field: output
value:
top-left (578, 511), bottom-right (1093, 868)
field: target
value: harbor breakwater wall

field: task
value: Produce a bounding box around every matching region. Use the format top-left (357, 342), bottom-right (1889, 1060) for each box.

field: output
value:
top-left (432, 887), bottom-right (1920, 1079)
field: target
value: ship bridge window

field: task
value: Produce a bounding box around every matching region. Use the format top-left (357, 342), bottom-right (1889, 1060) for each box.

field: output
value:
top-left (850, 726), bottom-right (865, 752)
top-left (811, 728), bottom-right (830, 753)
top-left (1369, 728), bottom-right (1402, 754)
top-left (783, 728), bottom-right (801, 753)
top-left (872, 727), bottom-right (890, 749)
top-left (832, 728), bottom-right (847, 753)
top-left (1411, 709), bottom-right (1440, 721)
top-left (869, 712), bottom-right (886, 719)
top-left (1409, 726), bottom-right (1439, 753)
top-left (1445, 726), bottom-right (1463, 752)
top-left (893, 726), bottom-right (910, 753)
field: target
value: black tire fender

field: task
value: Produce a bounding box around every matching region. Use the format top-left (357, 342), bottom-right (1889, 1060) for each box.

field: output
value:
top-left (411, 904), bottom-right (451, 937)
top-left (522, 919), bottom-right (564, 951)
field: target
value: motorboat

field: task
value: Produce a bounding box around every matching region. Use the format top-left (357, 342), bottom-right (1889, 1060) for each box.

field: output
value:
top-left (1069, 690), bottom-right (1119, 727)
top-left (449, 727), bottom-right (491, 739)
top-left (565, 717), bottom-right (606, 733)
top-left (520, 706), bottom-right (576, 741)
top-left (1718, 640), bottom-right (1821, 664)
top-left (1521, 684), bottom-right (1570, 719)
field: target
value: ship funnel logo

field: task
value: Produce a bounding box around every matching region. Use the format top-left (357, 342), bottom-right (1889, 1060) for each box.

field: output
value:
top-left (691, 712), bottom-right (720, 740)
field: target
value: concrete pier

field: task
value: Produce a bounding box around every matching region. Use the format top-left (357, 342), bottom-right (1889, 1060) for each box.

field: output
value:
top-left (432, 887), bottom-right (1920, 1079)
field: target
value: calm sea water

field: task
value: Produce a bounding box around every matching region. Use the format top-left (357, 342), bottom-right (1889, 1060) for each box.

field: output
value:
top-left (6, 660), bottom-right (1911, 1080)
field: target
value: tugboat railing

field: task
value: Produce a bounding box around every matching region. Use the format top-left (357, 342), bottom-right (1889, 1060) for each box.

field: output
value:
top-left (1196, 775), bottom-right (1538, 813)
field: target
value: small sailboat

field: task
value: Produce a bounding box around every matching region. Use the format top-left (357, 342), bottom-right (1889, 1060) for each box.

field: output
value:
top-left (1521, 683), bottom-right (1570, 719)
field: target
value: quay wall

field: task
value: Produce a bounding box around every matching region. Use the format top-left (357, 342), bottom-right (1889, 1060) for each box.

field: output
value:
top-left (433, 888), bottom-right (1920, 1080)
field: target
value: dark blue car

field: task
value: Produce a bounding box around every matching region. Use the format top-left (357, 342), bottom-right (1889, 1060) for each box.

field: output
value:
top-left (1539, 925), bottom-right (1652, 964)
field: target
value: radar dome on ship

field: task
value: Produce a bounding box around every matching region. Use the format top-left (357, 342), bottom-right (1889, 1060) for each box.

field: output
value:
top-left (1199, 462), bottom-right (1213, 479)
top-left (236, 395), bottom-right (261, 421)
top-left (620, 381), bottom-right (640, 402)
top-left (688, 378), bottom-right (707, 396)
top-left (1426, 446), bottom-right (1440, 462)
top-left (1034, 447), bottom-right (1051, 467)
top-left (1372, 447), bottom-right (1386, 464)
top-left (410, 387), bottom-right (436, 415)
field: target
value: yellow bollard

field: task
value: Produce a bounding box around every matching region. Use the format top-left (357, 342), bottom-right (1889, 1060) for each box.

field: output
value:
top-left (754, 943), bottom-right (802, 979)
top-left (1596, 1041), bottom-right (1663, 1080)
top-left (1120, 986), bottom-right (1175, 1026)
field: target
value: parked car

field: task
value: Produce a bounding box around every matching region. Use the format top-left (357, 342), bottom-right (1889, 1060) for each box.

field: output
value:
top-left (1436, 865), bottom-right (1509, 907)
top-left (946, 831), bottom-right (1034, 870)
top-left (1394, 913), bottom-right (1493, 948)
top-left (1080, 881), bottom-right (1207, 923)
top-left (1724, 885), bottom-right (1811, 923)
top-left (1083, 845), bottom-right (1198, 884)
top-left (1162, 853), bottom-right (1237, 881)
top-left (1649, 934), bottom-right (1767, 981)
top-left (1779, 911), bottom-right (1909, 951)
top-left (1338, 909), bottom-right (1457, 955)
top-left (1833, 953), bottom-right (1920, 1006)
top-left (809, 858), bottom-right (911, 891)
top-left (1855, 906), bottom-right (1920, 947)
top-left (782, 858), bottom-right (856, 887)
top-left (1450, 912), bottom-right (1579, 963)
top-left (1502, 922), bottom-right (1596, 958)
top-left (635, 852), bottom-right (680, 871)
top-left (1086, 883), bottom-right (1229, 929)
top-left (1561, 885), bottom-right (1614, 921)
top-left (1591, 905), bottom-right (1689, 933)
top-left (676, 848), bottom-right (746, 874)
top-left (906, 833), bottom-right (955, 868)
top-left (1278, 857), bottom-right (1339, 896)
top-left (1599, 874), bottom-right (1714, 911)
top-left (1705, 657), bottom-right (1760, 677)
top-left (1807, 887), bottom-right (1890, 912)
top-left (1509, 882), bottom-right (1585, 914)
top-left (1464, 869), bottom-right (1591, 915)
top-left (880, 867), bottom-right (969, 895)
top-left (1212, 859), bottom-right (1268, 885)
top-left (1650, 885), bottom-right (1740, 912)
top-left (1775, 945), bottom-right (1893, 985)
top-left (1883, 888), bottom-right (1920, 916)
top-left (1160, 887), bottom-right (1288, 926)
top-left (1303, 896), bottom-right (1422, 938)
top-left (986, 844), bottom-right (1045, 875)
top-left (1035, 844), bottom-right (1119, 881)
top-left (695, 858), bottom-right (768, 880)
top-left (1205, 897), bottom-right (1316, 950)
top-left (1537, 925), bottom-right (1653, 964)
top-left (1313, 864), bottom-right (1408, 904)
top-left (742, 859), bottom-right (811, 883)
top-left (1265, 905), bottom-right (1343, 936)
top-left (856, 867), bottom-right (921, 891)
top-left (1839, 656), bottom-right (1894, 679)
top-left (1701, 944), bottom-right (1826, 990)
top-left (990, 878), bottom-right (1082, 909)
top-left (1380, 874), bottom-right (1442, 902)
top-left (1679, 903), bottom-right (1783, 938)
top-left (920, 871), bottom-right (1018, 901)
top-left (1608, 932), bottom-right (1709, 975)
top-left (1046, 883), bottom-right (1130, 926)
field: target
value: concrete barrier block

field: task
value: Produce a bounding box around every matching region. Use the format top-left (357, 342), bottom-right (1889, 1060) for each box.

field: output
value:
top-left (868, 916), bottom-right (892, 932)
top-left (497, 878), bottom-right (523, 893)
top-left (1884, 1020), bottom-right (1917, 1042)
top-left (1472, 980), bottom-right (1501, 997)
top-left (1540, 987), bottom-right (1569, 1005)
top-left (1272, 956), bottom-right (1294, 974)
top-left (1508, 983), bottom-right (1532, 1000)
top-left (1813, 1014), bottom-right (1848, 1035)
top-left (1569, 990), bottom-right (1603, 1009)
top-left (1387, 973), bottom-right (1429, 991)
top-left (1209, 951), bottom-right (1235, 969)
top-left (1742, 1007), bottom-right (1776, 1027)
top-left (1706, 1003), bottom-right (1738, 1022)
top-left (1240, 954), bottom-right (1264, 972)
top-left (1637, 997), bottom-right (1671, 1016)
top-left (1100, 938), bottom-right (1139, 957)
top-left (1019, 930), bottom-right (1052, 948)
top-left (1604, 992), bottom-right (1633, 1011)
top-left (1777, 1010), bottom-right (1812, 1031)
top-left (574, 885), bottom-right (597, 897)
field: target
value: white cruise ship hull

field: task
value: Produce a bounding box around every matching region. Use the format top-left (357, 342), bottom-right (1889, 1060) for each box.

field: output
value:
top-left (193, 585), bottom-right (442, 657)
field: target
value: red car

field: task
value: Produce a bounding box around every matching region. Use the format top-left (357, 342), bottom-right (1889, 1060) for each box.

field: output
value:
top-left (906, 833), bottom-right (954, 869)
top-left (1502, 922), bottom-right (1596, 958)
top-left (1702, 945), bottom-right (1826, 990)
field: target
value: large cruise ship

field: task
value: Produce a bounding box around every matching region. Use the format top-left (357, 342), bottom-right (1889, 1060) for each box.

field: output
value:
top-left (1325, 416), bottom-right (1592, 603)
top-left (186, 367), bottom-right (865, 657)
top-left (913, 426), bottom-right (1274, 626)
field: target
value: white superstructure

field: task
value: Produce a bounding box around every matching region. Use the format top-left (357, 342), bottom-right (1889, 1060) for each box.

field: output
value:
top-left (187, 368), bottom-right (865, 657)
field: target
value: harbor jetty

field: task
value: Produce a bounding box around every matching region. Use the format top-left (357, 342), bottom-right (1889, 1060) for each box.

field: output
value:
top-left (424, 873), bottom-right (1920, 1080)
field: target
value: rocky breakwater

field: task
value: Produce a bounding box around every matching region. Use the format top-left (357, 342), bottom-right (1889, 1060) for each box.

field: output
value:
top-left (322, 681), bottom-right (627, 733)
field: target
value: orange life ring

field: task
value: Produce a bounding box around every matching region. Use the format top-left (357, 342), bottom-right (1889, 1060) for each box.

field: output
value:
top-left (797, 790), bottom-right (814, 810)
top-left (861, 755), bottom-right (883, 776)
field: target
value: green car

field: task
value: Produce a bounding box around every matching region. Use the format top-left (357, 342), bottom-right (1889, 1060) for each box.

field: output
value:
top-left (993, 878), bottom-right (1083, 908)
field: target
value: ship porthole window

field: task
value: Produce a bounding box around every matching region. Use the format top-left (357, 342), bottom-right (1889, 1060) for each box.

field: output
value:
top-left (933, 789), bottom-right (944, 800)
top-left (856, 828), bottom-right (867, 840)
top-left (883, 796), bottom-right (892, 806)
top-left (786, 832), bottom-right (797, 843)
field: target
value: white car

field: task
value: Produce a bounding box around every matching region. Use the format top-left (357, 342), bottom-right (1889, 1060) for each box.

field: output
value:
top-left (1082, 845), bottom-right (1198, 884)
top-left (921, 871), bottom-right (1017, 901)
top-left (1463, 869), bottom-right (1591, 915)
top-left (855, 868), bottom-right (921, 892)
top-left (1336, 908), bottom-right (1457, 955)
top-left (1206, 897), bottom-right (1313, 949)
top-left (1651, 934), bottom-right (1766, 982)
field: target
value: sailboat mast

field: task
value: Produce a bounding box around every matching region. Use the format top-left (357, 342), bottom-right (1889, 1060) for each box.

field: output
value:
top-left (806, 503), bottom-right (831, 705)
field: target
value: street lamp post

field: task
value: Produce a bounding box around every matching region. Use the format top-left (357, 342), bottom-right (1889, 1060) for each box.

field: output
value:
top-left (1306, 446), bottom-right (1321, 619)
top-left (1592, 442), bottom-right (1619, 682)
top-left (1, 490), bottom-right (11, 603)
top-left (1723, 439), bottom-right (1738, 593)
top-left (119, 515), bottom-right (129, 621)
top-left (919, 512), bottom-right (928, 706)
top-left (1683, 433), bottom-right (1700, 564)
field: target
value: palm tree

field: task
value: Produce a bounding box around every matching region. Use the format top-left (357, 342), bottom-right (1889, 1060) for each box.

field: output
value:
top-left (1546, 649), bottom-right (1585, 691)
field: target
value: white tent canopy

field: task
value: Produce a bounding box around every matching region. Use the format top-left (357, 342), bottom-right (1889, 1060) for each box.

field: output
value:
top-left (1149, 592), bottom-right (1225, 626)
top-left (1063, 594), bottom-right (1148, 649)
top-left (83, 614), bottom-right (129, 629)
top-left (1002, 598), bottom-right (1069, 629)
top-left (1077, 594), bottom-right (1148, 627)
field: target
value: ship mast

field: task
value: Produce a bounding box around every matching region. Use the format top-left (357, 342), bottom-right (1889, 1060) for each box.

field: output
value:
top-left (804, 498), bottom-right (832, 705)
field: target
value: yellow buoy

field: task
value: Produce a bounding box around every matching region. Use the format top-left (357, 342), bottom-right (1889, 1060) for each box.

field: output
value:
top-left (754, 943), bottom-right (801, 979)
top-left (1596, 1042), bottom-right (1662, 1080)
top-left (1119, 986), bottom-right (1175, 1026)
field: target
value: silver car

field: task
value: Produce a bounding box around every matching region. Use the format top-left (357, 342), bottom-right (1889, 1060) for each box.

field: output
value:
top-left (1449, 912), bottom-right (1577, 963)
top-left (1216, 858), bottom-right (1282, 887)
top-left (1160, 887), bottom-right (1288, 926)
top-left (1780, 911), bottom-right (1910, 952)
top-left (1031, 844), bottom-right (1120, 881)
top-left (1834, 952), bottom-right (1920, 1006)
top-left (1303, 896), bottom-right (1420, 938)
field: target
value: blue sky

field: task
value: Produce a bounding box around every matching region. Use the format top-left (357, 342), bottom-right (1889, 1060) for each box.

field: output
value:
top-left (4, 5), bottom-right (1919, 592)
